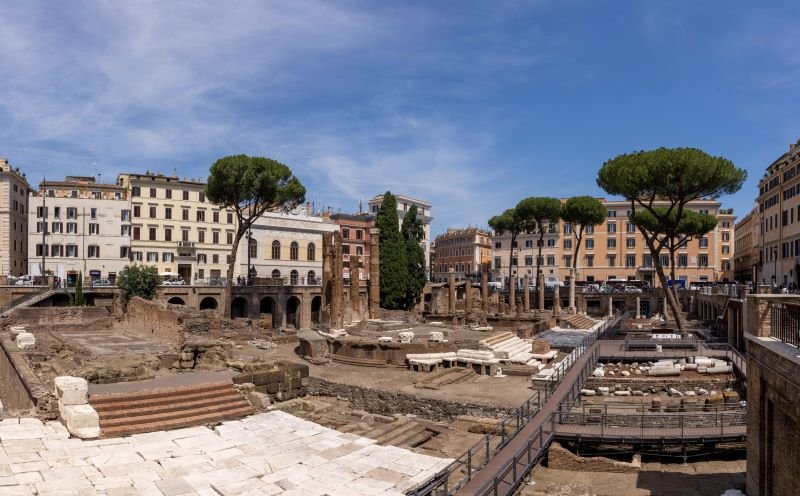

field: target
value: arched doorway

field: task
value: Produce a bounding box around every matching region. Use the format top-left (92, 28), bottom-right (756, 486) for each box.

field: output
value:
top-left (311, 296), bottom-right (321, 326)
top-left (231, 297), bottom-right (248, 318)
top-left (290, 270), bottom-right (299, 285)
top-left (199, 297), bottom-right (218, 310)
top-left (260, 297), bottom-right (275, 328)
top-left (286, 296), bottom-right (301, 329)
top-left (308, 270), bottom-right (316, 285)
top-left (168, 297), bottom-right (185, 305)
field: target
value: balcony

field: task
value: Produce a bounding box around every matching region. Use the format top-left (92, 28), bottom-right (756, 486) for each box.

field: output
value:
top-left (177, 241), bottom-right (196, 249)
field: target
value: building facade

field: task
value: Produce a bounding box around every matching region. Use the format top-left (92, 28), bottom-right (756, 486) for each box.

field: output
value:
top-left (237, 206), bottom-right (337, 285)
top-left (734, 206), bottom-right (760, 284)
top-left (28, 177), bottom-right (130, 284)
top-left (368, 194), bottom-right (432, 274)
top-left (117, 172), bottom-right (236, 283)
top-left (491, 198), bottom-right (736, 287)
top-left (329, 212), bottom-right (374, 281)
top-left (432, 227), bottom-right (491, 282)
top-left (0, 159), bottom-right (31, 277)
top-left (755, 140), bottom-right (800, 287)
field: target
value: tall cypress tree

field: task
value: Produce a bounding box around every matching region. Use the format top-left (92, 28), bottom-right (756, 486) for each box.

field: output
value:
top-left (375, 192), bottom-right (407, 309)
top-left (402, 205), bottom-right (426, 309)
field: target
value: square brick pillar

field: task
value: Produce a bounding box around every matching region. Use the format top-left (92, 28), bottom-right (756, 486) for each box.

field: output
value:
top-left (553, 284), bottom-right (561, 317)
top-left (523, 275), bottom-right (530, 312)
top-left (448, 271), bottom-right (456, 315)
top-left (322, 231), bottom-right (344, 329)
top-left (537, 272), bottom-right (545, 311)
top-left (350, 255), bottom-right (361, 322)
top-left (481, 262), bottom-right (489, 312)
top-left (508, 272), bottom-right (516, 315)
top-left (464, 279), bottom-right (472, 314)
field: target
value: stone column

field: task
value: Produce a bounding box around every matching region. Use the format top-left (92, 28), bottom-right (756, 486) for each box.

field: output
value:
top-left (369, 228), bottom-right (380, 319)
top-left (523, 275), bottom-right (530, 312)
top-left (464, 279), bottom-right (472, 314)
top-left (537, 272), bottom-right (545, 311)
top-left (324, 231), bottom-right (344, 329)
top-left (553, 284), bottom-right (561, 317)
top-left (508, 272), bottom-right (516, 315)
top-left (608, 295), bottom-right (613, 317)
top-left (635, 296), bottom-right (641, 319)
top-left (448, 270), bottom-right (456, 315)
top-left (481, 262), bottom-right (489, 312)
top-left (350, 255), bottom-right (360, 322)
top-left (321, 232), bottom-right (334, 327)
top-left (568, 268), bottom-right (576, 314)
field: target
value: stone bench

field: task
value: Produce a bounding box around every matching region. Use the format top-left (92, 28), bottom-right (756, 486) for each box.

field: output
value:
top-left (406, 352), bottom-right (457, 372)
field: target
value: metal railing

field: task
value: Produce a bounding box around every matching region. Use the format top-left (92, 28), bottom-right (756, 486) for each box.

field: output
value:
top-left (769, 302), bottom-right (800, 348)
top-left (0, 286), bottom-right (54, 314)
top-left (623, 335), bottom-right (701, 351)
top-left (408, 312), bottom-right (624, 496)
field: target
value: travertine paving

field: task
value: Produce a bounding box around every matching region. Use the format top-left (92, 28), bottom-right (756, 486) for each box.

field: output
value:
top-left (0, 411), bottom-right (451, 495)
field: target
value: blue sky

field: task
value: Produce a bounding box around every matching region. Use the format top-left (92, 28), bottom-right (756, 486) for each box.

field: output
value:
top-left (1, 1), bottom-right (798, 235)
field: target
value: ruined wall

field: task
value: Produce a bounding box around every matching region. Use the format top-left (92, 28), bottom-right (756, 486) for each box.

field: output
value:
top-left (330, 339), bottom-right (455, 365)
top-left (547, 442), bottom-right (641, 473)
top-left (233, 361), bottom-right (309, 403)
top-left (308, 377), bottom-right (515, 421)
top-left (121, 298), bottom-right (185, 346)
top-left (0, 338), bottom-right (57, 419)
top-left (12, 307), bottom-right (113, 328)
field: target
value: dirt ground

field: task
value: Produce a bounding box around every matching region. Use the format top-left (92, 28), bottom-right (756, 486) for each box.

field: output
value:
top-left (518, 458), bottom-right (746, 496)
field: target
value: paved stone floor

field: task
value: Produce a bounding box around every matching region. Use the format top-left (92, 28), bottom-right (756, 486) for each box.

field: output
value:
top-left (61, 331), bottom-right (173, 355)
top-left (0, 411), bottom-right (452, 495)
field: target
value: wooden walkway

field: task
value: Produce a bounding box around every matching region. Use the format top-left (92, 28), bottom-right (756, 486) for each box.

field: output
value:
top-left (554, 423), bottom-right (746, 444)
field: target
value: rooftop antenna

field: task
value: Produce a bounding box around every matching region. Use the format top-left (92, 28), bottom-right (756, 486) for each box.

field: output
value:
top-left (358, 199), bottom-right (363, 214)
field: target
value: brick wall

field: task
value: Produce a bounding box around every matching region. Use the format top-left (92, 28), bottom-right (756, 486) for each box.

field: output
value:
top-left (122, 298), bottom-right (185, 347)
top-left (547, 442), bottom-right (640, 473)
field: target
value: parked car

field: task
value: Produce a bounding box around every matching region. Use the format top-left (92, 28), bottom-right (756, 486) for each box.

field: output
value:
top-left (624, 285), bottom-right (643, 293)
top-left (14, 275), bottom-right (34, 286)
top-left (161, 278), bottom-right (187, 286)
top-left (92, 278), bottom-right (112, 287)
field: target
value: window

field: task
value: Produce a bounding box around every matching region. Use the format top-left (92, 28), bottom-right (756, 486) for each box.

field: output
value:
top-left (525, 256), bottom-right (533, 266)
top-left (356, 230), bottom-right (363, 240)
top-left (54, 207), bottom-right (60, 218)
top-left (248, 238), bottom-right (257, 258)
top-left (213, 211), bottom-right (219, 223)
top-left (149, 206), bottom-right (157, 218)
top-left (607, 210), bottom-right (617, 218)
top-left (607, 222), bottom-right (616, 233)
top-left (66, 245), bottom-right (78, 257)
top-left (166, 189), bottom-right (172, 199)
top-left (272, 269), bottom-right (281, 279)
top-left (679, 254), bottom-right (688, 267)
top-left (625, 254), bottom-right (635, 267)
top-left (698, 254), bottom-right (709, 267)
top-left (607, 238), bottom-right (616, 248)
top-left (182, 209), bottom-right (189, 221)
top-left (52, 222), bottom-right (63, 233)
top-left (132, 251), bottom-right (142, 261)
top-left (149, 187), bottom-right (156, 198)
top-left (197, 254), bottom-right (207, 264)
top-left (227, 213), bottom-right (233, 224)
top-left (272, 240), bottom-right (281, 259)
top-left (586, 255), bottom-right (594, 267)
top-left (121, 209), bottom-right (130, 221)
top-left (88, 246), bottom-right (100, 258)
top-left (563, 239), bottom-right (572, 249)
top-left (147, 252), bottom-right (158, 262)
top-left (307, 243), bottom-right (316, 261)
top-left (722, 232), bottom-right (730, 241)
top-left (164, 228), bottom-right (172, 242)
top-left (227, 232), bottom-right (233, 244)
top-left (120, 247), bottom-right (130, 259)
top-left (165, 207), bottom-right (172, 219)
top-left (643, 255), bottom-right (653, 267)
top-left (564, 255), bottom-right (572, 267)
top-left (608, 255), bottom-right (616, 267)
top-left (585, 225), bottom-right (594, 234)
top-left (342, 228), bottom-right (350, 239)
top-left (699, 237), bottom-right (709, 248)
top-left (564, 224), bottom-right (572, 234)
top-left (627, 222), bottom-right (635, 233)
top-left (212, 231), bottom-right (219, 244)
top-left (67, 222), bottom-right (77, 234)
top-left (121, 225), bottom-right (130, 236)
top-left (212, 254), bottom-right (219, 264)
top-left (198, 230), bottom-right (205, 243)
top-left (290, 270), bottom-right (299, 285)
top-left (196, 210), bottom-right (205, 222)
top-left (37, 206), bottom-right (48, 218)
top-left (51, 245), bottom-right (63, 257)
top-left (133, 206), bottom-right (141, 218)
top-left (71, 190), bottom-right (78, 198)
top-left (67, 207), bottom-right (77, 219)
top-left (149, 227), bottom-right (157, 241)
top-left (547, 255), bottom-right (555, 266)
top-left (626, 238), bottom-right (635, 248)
top-left (585, 238), bottom-right (594, 249)
top-left (342, 244), bottom-right (351, 255)
top-left (182, 190), bottom-right (189, 201)
top-left (547, 239), bottom-right (555, 247)
top-left (35, 244), bottom-right (49, 257)
top-left (133, 227), bottom-right (140, 240)
top-left (182, 230), bottom-right (189, 242)
top-left (495, 241), bottom-right (502, 249)
top-left (132, 186), bottom-right (141, 197)
top-left (494, 257), bottom-right (501, 269)
top-left (722, 245), bottom-right (730, 255)
top-left (356, 246), bottom-right (363, 256)
top-left (90, 208), bottom-right (97, 219)
top-left (162, 253), bottom-right (174, 263)
top-left (660, 254), bottom-right (669, 266)
top-left (89, 223), bottom-right (100, 235)
top-left (199, 192), bottom-right (205, 203)
top-left (36, 222), bottom-right (46, 233)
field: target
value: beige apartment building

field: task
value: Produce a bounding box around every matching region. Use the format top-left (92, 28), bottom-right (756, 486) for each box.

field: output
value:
top-left (754, 140), bottom-right (800, 287)
top-left (491, 198), bottom-right (735, 287)
top-left (368, 194), bottom-right (432, 274)
top-left (28, 177), bottom-right (130, 284)
top-left (432, 227), bottom-right (492, 282)
top-left (329, 212), bottom-right (375, 281)
top-left (237, 206), bottom-right (337, 285)
top-left (117, 172), bottom-right (236, 283)
top-left (734, 205), bottom-right (760, 284)
top-left (0, 159), bottom-right (32, 277)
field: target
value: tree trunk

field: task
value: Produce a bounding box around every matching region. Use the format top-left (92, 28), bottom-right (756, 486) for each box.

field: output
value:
top-left (224, 227), bottom-right (246, 318)
top-left (669, 245), bottom-right (680, 309)
top-left (570, 227), bottom-right (584, 312)
top-left (507, 232), bottom-right (517, 308)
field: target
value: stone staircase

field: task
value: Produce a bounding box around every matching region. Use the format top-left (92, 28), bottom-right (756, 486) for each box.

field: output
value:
top-left (414, 367), bottom-right (476, 389)
top-left (1, 289), bottom-right (56, 317)
top-left (480, 332), bottom-right (541, 367)
top-left (559, 313), bottom-right (598, 329)
top-left (341, 416), bottom-right (437, 449)
top-left (89, 381), bottom-right (255, 438)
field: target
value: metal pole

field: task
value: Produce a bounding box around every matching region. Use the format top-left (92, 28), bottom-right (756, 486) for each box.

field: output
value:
top-left (246, 229), bottom-right (251, 286)
top-left (41, 187), bottom-right (46, 279)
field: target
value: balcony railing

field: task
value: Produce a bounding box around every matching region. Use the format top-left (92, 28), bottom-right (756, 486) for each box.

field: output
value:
top-left (770, 302), bottom-right (800, 348)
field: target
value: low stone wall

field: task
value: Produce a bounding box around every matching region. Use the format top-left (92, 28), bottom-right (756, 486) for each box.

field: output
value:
top-left (0, 337), bottom-right (57, 419)
top-left (308, 377), bottom-right (515, 421)
top-left (547, 442), bottom-right (641, 473)
top-left (11, 307), bottom-right (113, 327)
top-left (122, 298), bottom-right (184, 346)
top-left (330, 339), bottom-right (455, 365)
top-left (233, 361), bottom-right (309, 402)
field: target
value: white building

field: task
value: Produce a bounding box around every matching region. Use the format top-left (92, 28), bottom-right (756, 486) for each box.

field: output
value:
top-left (28, 177), bottom-right (130, 284)
top-left (367, 193), bottom-right (432, 272)
top-left (236, 206), bottom-right (338, 285)
top-left (0, 159), bottom-right (32, 277)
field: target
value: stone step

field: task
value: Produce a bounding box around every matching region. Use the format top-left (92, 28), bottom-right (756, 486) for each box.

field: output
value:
top-left (397, 429), bottom-right (434, 449)
top-left (98, 398), bottom-right (253, 430)
top-left (95, 391), bottom-right (246, 420)
top-left (91, 384), bottom-right (239, 412)
top-left (331, 354), bottom-right (387, 367)
top-left (100, 404), bottom-right (256, 438)
top-left (90, 381), bottom-right (234, 406)
top-left (374, 420), bottom-right (418, 445)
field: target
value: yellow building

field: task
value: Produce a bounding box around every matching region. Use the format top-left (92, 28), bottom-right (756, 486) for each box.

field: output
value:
top-left (734, 206), bottom-right (759, 283)
top-left (0, 158), bottom-right (32, 276)
top-left (432, 227), bottom-right (491, 282)
top-left (491, 198), bottom-right (735, 287)
top-left (117, 172), bottom-right (235, 283)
